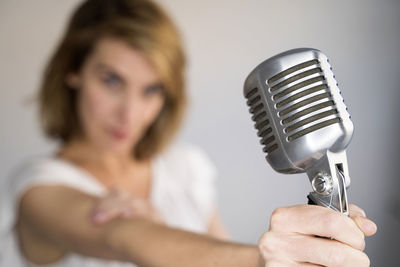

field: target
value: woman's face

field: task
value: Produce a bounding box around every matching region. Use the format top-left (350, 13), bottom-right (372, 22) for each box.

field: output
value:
top-left (68, 38), bottom-right (165, 155)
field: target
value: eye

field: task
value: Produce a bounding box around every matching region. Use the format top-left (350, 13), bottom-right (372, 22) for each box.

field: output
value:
top-left (144, 83), bottom-right (164, 97)
top-left (102, 72), bottom-right (122, 90)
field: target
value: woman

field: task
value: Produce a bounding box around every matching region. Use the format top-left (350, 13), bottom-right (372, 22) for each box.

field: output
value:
top-left (0, 0), bottom-right (376, 266)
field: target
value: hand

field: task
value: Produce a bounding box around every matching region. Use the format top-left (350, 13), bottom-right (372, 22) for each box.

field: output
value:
top-left (90, 189), bottom-right (164, 225)
top-left (258, 204), bottom-right (377, 267)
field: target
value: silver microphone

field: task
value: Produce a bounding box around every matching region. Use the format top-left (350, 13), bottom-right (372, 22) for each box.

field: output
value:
top-left (243, 48), bottom-right (353, 215)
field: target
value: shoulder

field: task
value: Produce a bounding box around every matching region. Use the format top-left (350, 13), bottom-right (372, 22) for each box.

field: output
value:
top-left (6, 156), bottom-right (104, 200)
top-left (7, 157), bottom-right (61, 188)
top-left (9, 156), bottom-right (77, 177)
top-left (8, 157), bottom-right (80, 187)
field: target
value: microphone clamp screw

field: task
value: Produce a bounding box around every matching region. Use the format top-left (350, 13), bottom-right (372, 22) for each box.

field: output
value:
top-left (311, 173), bottom-right (333, 196)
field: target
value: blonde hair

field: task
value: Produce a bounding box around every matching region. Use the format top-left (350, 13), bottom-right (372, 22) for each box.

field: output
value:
top-left (39, 0), bottom-right (186, 159)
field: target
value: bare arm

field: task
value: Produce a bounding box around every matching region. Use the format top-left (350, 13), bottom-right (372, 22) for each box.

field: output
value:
top-left (18, 185), bottom-right (262, 266)
top-left (207, 211), bottom-right (231, 240)
top-left (18, 185), bottom-right (376, 267)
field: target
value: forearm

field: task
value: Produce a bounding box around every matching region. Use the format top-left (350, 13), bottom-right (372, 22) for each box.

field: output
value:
top-left (106, 218), bottom-right (262, 267)
top-left (20, 186), bottom-right (262, 266)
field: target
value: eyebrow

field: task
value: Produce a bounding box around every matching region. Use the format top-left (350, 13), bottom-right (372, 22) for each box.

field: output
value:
top-left (145, 82), bottom-right (165, 91)
top-left (95, 63), bottom-right (125, 81)
top-left (94, 62), bottom-right (163, 89)
top-left (94, 63), bottom-right (120, 74)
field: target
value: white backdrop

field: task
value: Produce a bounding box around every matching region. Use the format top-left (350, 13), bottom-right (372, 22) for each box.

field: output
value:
top-left (1, 1), bottom-right (399, 265)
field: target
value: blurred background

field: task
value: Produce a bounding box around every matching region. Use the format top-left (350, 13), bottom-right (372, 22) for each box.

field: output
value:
top-left (0, 0), bottom-right (399, 265)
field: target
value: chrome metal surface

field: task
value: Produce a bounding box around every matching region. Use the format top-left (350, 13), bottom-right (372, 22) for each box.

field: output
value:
top-left (311, 173), bottom-right (333, 196)
top-left (244, 48), bottom-right (353, 214)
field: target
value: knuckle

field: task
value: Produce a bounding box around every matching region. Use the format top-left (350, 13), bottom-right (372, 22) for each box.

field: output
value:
top-left (258, 232), bottom-right (278, 256)
top-left (358, 234), bottom-right (366, 251)
top-left (323, 213), bottom-right (340, 235)
top-left (269, 207), bottom-right (287, 230)
top-left (349, 218), bottom-right (366, 250)
top-left (328, 245), bottom-right (346, 267)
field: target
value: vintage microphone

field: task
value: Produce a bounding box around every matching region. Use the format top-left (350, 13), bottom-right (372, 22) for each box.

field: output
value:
top-left (243, 48), bottom-right (353, 215)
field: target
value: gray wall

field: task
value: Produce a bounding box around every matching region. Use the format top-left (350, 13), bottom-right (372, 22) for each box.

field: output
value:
top-left (1, 0), bottom-right (399, 266)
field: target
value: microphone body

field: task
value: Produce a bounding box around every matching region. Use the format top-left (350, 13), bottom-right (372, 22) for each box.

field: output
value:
top-left (244, 48), bottom-right (353, 214)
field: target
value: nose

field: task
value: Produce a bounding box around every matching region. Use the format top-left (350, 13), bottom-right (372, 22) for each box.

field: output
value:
top-left (117, 93), bottom-right (145, 126)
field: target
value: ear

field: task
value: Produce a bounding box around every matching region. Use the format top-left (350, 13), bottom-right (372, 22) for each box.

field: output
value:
top-left (66, 73), bottom-right (81, 89)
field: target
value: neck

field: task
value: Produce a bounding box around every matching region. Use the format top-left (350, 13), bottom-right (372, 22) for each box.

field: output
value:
top-left (57, 137), bottom-right (143, 176)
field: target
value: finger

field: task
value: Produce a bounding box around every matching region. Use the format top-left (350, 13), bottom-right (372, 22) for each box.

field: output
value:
top-left (116, 199), bottom-right (151, 220)
top-left (292, 234), bottom-right (370, 267)
top-left (265, 260), bottom-right (324, 267)
top-left (351, 216), bottom-right (377, 237)
top-left (297, 264), bottom-right (323, 266)
top-left (92, 198), bottom-right (122, 217)
top-left (265, 261), bottom-right (323, 267)
top-left (91, 196), bottom-right (134, 223)
top-left (269, 205), bottom-right (365, 251)
top-left (348, 204), bottom-right (377, 237)
top-left (93, 191), bottom-right (137, 215)
top-left (349, 204), bottom-right (366, 218)
top-left (260, 231), bottom-right (370, 267)
top-left (92, 191), bottom-right (125, 213)
top-left (265, 261), bottom-right (287, 267)
top-left (91, 205), bottom-right (127, 223)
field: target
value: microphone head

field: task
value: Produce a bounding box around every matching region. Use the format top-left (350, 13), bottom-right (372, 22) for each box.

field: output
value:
top-left (244, 48), bottom-right (354, 174)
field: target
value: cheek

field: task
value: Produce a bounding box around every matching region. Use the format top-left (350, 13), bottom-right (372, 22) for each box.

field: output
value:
top-left (144, 97), bottom-right (164, 125)
top-left (78, 84), bottom-right (116, 131)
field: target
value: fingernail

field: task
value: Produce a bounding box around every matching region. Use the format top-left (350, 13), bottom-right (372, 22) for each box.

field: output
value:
top-left (359, 209), bottom-right (366, 217)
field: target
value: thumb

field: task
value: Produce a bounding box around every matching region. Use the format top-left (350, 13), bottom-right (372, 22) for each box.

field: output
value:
top-left (352, 216), bottom-right (377, 237)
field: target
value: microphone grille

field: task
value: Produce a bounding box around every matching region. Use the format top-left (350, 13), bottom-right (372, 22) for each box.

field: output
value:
top-left (245, 87), bottom-right (279, 154)
top-left (267, 58), bottom-right (341, 142)
top-left (244, 48), bottom-right (354, 172)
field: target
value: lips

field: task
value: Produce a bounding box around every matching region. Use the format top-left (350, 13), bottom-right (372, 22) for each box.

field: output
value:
top-left (110, 129), bottom-right (129, 140)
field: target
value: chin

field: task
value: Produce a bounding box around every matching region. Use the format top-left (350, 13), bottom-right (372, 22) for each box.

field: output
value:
top-left (108, 138), bottom-right (137, 155)
top-left (93, 131), bottom-right (139, 155)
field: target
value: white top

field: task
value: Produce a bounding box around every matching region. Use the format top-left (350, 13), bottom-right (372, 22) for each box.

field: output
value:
top-left (0, 144), bottom-right (218, 267)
